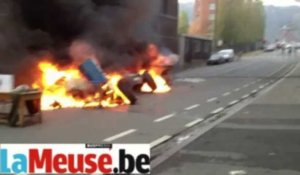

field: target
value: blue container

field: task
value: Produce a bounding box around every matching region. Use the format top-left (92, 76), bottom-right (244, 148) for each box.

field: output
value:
top-left (79, 59), bottom-right (107, 86)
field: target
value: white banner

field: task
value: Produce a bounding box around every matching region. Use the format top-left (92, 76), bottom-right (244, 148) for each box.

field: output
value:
top-left (0, 144), bottom-right (150, 174)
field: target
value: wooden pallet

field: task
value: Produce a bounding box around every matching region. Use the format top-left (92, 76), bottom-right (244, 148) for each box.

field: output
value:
top-left (0, 91), bottom-right (42, 127)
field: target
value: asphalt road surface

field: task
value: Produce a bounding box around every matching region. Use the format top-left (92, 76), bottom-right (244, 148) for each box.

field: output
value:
top-left (153, 51), bottom-right (300, 175)
top-left (0, 51), bottom-right (297, 147)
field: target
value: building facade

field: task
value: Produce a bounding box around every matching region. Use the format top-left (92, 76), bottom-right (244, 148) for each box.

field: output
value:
top-left (189, 0), bottom-right (216, 37)
top-left (156, 0), bottom-right (179, 53)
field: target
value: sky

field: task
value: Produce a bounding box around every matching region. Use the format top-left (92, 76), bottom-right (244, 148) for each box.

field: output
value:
top-left (179, 0), bottom-right (300, 7)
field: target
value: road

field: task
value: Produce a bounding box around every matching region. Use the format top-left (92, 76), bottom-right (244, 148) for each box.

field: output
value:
top-left (0, 51), bottom-right (296, 148)
top-left (152, 51), bottom-right (300, 175)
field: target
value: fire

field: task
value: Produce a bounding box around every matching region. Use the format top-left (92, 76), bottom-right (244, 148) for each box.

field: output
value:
top-left (33, 61), bottom-right (130, 110)
top-left (31, 43), bottom-right (174, 111)
top-left (99, 74), bottom-right (131, 108)
top-left (140, 69), bottom-right (171, 94)
top-left (32, 62), bottom-right (84, 110)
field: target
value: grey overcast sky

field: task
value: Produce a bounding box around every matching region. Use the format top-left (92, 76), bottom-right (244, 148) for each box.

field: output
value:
top-left (179, 0), bottom-right (300, 6)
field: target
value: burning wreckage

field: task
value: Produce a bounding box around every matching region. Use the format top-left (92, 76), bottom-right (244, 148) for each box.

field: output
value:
top-left (31, 44), bottom-right (178, 110)
top-left (0, 0), bottom-right (180, 127)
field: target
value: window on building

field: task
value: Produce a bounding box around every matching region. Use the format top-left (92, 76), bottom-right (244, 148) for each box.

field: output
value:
top-left (209, 14), bottom-right (215, 21)
top-left (209, 3), bottom-right (216, 11)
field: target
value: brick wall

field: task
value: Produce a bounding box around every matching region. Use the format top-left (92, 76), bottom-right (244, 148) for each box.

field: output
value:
top-left (190, 0), bottom-right (216, 37)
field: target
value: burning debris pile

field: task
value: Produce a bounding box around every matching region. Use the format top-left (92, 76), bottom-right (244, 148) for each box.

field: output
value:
top-left (32, 44), bottom-right (177, 110)
top-left (0, 0), bottom-right (178, 110)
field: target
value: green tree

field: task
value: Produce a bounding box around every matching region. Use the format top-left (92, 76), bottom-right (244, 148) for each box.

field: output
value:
top-left (215, 0), bottom-right (265, 48)
top-left (178, 10), bottom-right (189, 34)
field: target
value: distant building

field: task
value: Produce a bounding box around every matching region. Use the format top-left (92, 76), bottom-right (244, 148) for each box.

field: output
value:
top-left (189, 0), bottom-right (216, 37)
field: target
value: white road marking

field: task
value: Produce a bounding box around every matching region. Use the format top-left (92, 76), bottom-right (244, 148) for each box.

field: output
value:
top-left (150, 135), bottom-right (172, 148)
top-left (103, 129), bottom-right (137, 142)
top-left (152, 63), bottom-right (300, 169)
top-left (210, 107), bottom-right (225, 115)
top-left (241, 94), bottom-right (250, 99)
top-left (251, 89), bottom-right (258, 94)
top-left (251, 81), bottom-right (256, 85)
top-left (184, 104), bottom-right (200, 111)
top-left (243, 84), bottom-right (249, 88)
top-left (230, 170), bottom-right (247, 175)
top-left (222, 92), bottom-right (231, 97)
top-left (259, 85), bottom-right (265, 89)
top-left (177, 135), bottom-right (191, 144)
top-left (207, 97), bottom-right (218, 103)
top-left (234, 88), bottom-right (240, 92)
top-left (228, 100), bottom-right (239, 106)
top-left (185, 118), bottom-right (204, 128)
top-left (154, 113), bottom-right (176, 123)
top-left (175, 78), bottom-right (206, 83)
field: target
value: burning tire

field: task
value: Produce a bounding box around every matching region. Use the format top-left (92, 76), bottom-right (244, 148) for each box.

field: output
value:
top-left (117, 78), bottom-right (137, 105)
top-left (142, 71), bottom-right (157, 92)
top-left (161, 67), bottom-right (173, 86)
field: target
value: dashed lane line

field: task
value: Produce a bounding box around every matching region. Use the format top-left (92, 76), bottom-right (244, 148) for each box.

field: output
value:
top-left (222, 92), bottom-right (231, 97)
top-left (259, 85), bottom-right (265, 89)
top-left (150, 135), bottom-right (172, 148)
top-left (185, 118), bottom-right (204, 128)
top-left (207, 97), bottom-right (218, 103)
top-left (103, 129), bottom-right (137, 142)
top-left (234, 88), bottom-right (240, 92)
top-left (154, 113), bottom-right (176, 123)
top-left (243, 84), bottom-right (250, 88)
top-left (241, 94), bottom-right (250, 100)
top-left (251, 89), bottom-right (258, 94)
top-left (210, 107), bottom-right (225, 115)
top-left (228, 100), bottom-right (239, 107)
top-left (184, 104), bottom-right (200, 111)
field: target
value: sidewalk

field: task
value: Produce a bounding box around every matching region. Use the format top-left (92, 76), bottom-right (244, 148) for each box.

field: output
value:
top-left (153, 62), bottom-right (300, 174)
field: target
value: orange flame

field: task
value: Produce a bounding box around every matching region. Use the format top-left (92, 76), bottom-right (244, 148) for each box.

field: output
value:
top-left (33, 61), bottom-right (130, 110)
top-left (140, 69), bottom-right (171, 94)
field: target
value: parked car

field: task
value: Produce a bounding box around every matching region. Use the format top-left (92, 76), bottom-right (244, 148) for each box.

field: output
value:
top-left (264, 44), bottom-right (276, 52)
top-left (207, 49), bottom-right (235, 65)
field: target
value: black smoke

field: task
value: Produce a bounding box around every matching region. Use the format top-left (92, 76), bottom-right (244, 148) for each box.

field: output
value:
top-left (0, 0), bottom-right (161, 73)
